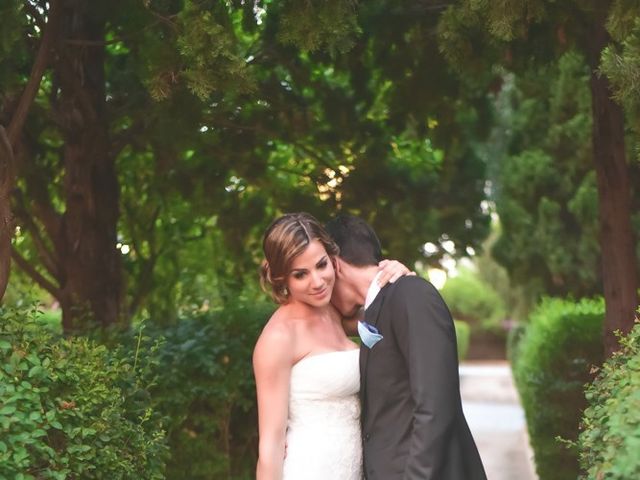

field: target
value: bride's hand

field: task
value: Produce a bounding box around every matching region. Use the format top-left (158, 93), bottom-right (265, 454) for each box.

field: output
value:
top-left (377, 259), bottom-right (416, 287)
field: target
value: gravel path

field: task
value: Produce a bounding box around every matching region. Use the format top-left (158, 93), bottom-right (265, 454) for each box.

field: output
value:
top-left (459, 361), bottom-right (538, 480)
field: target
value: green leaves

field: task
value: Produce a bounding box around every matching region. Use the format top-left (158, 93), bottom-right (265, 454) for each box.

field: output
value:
top-left (277, 0), bottom-right (360, 53)
top-left (176, 3), bottom-right (254, 100)
top-left (143, 3), bottom-right (254, 101)
top-left (489, 52), bottom-right (601, 299)
top-left (140, 301), bottom-right (273, 478)
top-left (601, 16), bottom-right (640, 116)
top-left (578, 318), bottom-right (640, 480)
top-left (0, 307), bottom-right (168, 479)
top-left (0, 404), bottom-right (17, 416)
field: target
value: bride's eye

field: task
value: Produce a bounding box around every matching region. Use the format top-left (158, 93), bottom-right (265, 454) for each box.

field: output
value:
top-left (317, 259), bottom-right (328, 269)
top-left (292, 271), bottom-right (306, 280)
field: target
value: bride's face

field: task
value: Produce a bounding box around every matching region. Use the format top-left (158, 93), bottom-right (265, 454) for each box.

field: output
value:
top-left (286, 239), bottom-right (335, 307)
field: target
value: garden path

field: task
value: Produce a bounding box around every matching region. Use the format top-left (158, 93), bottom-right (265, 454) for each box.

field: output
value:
top-left (460, 361), bottom-right (538, 480)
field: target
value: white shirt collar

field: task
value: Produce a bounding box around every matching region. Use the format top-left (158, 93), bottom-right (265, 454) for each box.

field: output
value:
top-left (364, 271), bottom-right (383, 310)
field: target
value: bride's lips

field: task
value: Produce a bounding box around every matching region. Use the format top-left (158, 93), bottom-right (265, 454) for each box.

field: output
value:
top-left (312, 287), bottom-right (329, 298)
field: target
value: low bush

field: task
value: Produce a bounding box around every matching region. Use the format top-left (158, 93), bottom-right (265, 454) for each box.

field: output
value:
top-left (512, 297), bottom-right (604, 480)
top-left (441, 268), bottom-right (507, 333)
top-left (578, 318), bottom-right (640, 480)
top-left (454, 320), bottom-right (470, 361)
top-left (0, 306), bottom-right (168, 479)
top-left (141, 302), bottom-right (273, 480)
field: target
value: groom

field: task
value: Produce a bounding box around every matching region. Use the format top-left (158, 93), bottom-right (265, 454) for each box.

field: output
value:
top-left (325, 215), bottom-right (487, 480)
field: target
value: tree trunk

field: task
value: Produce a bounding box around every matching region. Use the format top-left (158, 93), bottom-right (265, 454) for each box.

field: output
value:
top-left (55, 3), bottom-right (122, 332)
top-left (0, 128), bottom-right (13, 301)
top-left (587, 9), bottom-right (639, 356)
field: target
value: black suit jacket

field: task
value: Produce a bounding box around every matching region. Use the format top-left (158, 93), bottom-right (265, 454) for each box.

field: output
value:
top-left (360, 276), bottom-right (487, 480)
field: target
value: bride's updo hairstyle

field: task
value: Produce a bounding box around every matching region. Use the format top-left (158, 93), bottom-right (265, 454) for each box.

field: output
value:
top-left (260, 212), bottom-right (339, 304)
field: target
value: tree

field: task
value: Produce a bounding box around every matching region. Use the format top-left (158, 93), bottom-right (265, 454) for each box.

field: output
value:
top-left (487, 54), bottom-right (602, 299)
top-left (1, 0), bottom-right (129, 332)
top-left (271, 0), bottom-right (493, 265)
top-left (439, 0), bottom-right (639, 355)
top-left (0, 0), bottom-right (62, 302)
top-left (3, 0), bottom-right (496, 330)
top-left (2, 0), bottom-right (337, 329)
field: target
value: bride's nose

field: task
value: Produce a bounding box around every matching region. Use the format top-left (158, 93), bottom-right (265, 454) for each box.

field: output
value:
top-left (310, 270), bottom-right (324, 288)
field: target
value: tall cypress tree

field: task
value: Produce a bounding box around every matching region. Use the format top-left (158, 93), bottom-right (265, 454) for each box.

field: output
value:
top-left (439, 0), bottom-right (639, 355)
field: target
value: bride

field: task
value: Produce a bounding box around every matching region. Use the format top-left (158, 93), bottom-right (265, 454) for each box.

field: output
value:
top-left (253, 213), bottom-right (409, 479)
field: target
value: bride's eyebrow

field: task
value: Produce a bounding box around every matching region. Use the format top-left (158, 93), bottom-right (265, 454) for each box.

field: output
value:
top-left (315, 256), bottom-right (328, 266)
top-left (290, 256), bottom-right (328, 274)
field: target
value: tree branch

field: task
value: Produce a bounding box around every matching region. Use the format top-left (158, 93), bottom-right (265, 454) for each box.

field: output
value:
top-left (21, 167), bottom-right (63, 250)
top-left (6, 0), bottom-right (62, 146)
top-left (12, 191), bottom-right (60, 280)
top-left (0, 127), bottom-right (13, 200)
top-left (122, 202), bottom-right (162, 318)
top-left (0, 127), bottom-right (14, 299)
top-left (62, 17), bottom-right (170, 47)
top-left (143, 7), bottom-right (179, 31)
top-left (295, 143), bottom-right (338, 172)
top-left (11, 247), bottom-right (61, 299)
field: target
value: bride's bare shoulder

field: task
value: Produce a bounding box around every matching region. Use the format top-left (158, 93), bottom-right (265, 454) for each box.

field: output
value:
top-left (253, 307), bottom-right (299, 357)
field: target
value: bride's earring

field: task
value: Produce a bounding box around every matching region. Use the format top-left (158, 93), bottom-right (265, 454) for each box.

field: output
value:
top-left (282, 287), bottom-right (289, 297)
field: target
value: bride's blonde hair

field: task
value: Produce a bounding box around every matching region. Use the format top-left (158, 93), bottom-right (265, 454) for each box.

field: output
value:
top-left (260, 213), bottom-right (339, 304)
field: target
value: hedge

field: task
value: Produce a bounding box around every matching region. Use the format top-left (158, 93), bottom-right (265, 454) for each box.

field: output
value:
top-left (512, 297), bottom-right (604, 480)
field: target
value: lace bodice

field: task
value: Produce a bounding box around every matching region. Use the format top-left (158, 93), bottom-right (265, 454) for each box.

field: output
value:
top-left (282, 349), bottom-right (363, 480)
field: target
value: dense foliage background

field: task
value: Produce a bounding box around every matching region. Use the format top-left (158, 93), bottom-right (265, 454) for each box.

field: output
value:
top-left (1, 0), bottom-right (639, 478)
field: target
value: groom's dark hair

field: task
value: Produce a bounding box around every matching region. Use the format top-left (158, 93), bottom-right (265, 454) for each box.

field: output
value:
top-left (325, 214), bottom-right (383, 267)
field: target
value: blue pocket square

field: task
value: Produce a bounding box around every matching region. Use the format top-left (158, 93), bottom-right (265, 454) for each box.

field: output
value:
top-left (358, 321), bottom-right (383, 349)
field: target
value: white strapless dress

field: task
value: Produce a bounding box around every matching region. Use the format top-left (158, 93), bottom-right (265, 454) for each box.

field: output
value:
top-left (282, 348), bottom-right (363, 480)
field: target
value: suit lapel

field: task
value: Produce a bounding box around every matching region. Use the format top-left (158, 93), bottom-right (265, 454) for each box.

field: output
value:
top-left (359, 287), bottom-right (387, 405)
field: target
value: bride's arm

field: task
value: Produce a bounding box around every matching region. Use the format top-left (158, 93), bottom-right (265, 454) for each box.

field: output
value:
top-left (253, 322), bottom-right (294, 480)
top-left (376, 259), bottom-right (415, 287)
top-left (341, 259), bottom-right (415, 337)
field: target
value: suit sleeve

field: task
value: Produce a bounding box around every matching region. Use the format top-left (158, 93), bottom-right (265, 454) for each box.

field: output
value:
top-left (390, 277), bottom-right (460, 480)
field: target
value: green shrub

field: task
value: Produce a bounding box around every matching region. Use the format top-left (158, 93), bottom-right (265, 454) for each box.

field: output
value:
top-left (454, 320), bottom-right (471, 361)
top-left (441, 268), bottom-right (507, 333)
top-left (578, 319), bottom-right (640, 480)
top-left (39, 309), bottom-right (63, 334)
top-left (513, 297), bottom-right (604, 480)
top-left (142, 301), bottom-right (273, 480)
top-left (0, 306), bottom-right (168, 479)
top-left (506, 321), bottom-right (527, 365)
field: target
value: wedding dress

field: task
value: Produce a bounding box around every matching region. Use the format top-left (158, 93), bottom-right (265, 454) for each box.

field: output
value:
top-left (282, 348), bottom-right (363, 479)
